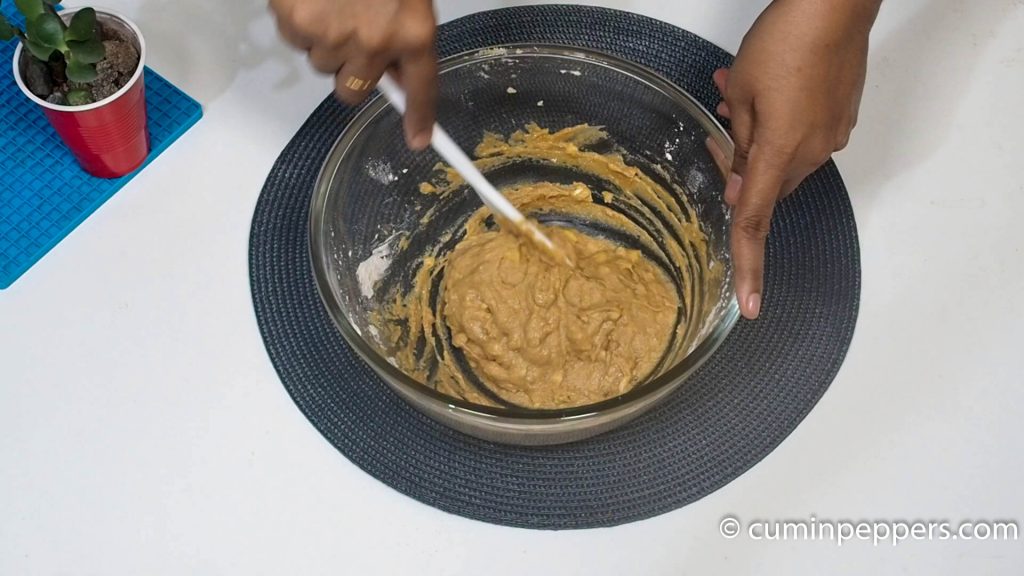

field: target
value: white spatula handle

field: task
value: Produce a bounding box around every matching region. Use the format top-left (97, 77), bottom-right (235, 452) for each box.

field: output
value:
top-left (376, 74), bottom-right (527, 225)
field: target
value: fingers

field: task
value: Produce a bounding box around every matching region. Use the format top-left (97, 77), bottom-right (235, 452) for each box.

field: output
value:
top-left (397, 48), bottom-right (438, 150)
top-left (308, 43), bottom-right (349, 74)
top-left (705, 135), bottom-right (731, 180)
top-left (276, 21), bottom-right (314, 50)
top-left (336, 56), bottom-right (387, 105)
top-left (713, 67), bottom-right (775, 318)
top-left (727, 104), bottom-right (755, 177)
top-left (714, 65), bottom-right (753, 175)
top-left (719, 66), bottom-right (754, 176)
top-left (724, 172), bottom-right (743, 206)
top-left (713, 68), bottom-right (731, 118)
top-left (730, 142), bottom-right (788, 320)
top-left (269, 0), bottom-right (321, 50)
top-left (270, 0), bottom-right (439, 151)
top-left (713, 67), bottom-right (729, 96)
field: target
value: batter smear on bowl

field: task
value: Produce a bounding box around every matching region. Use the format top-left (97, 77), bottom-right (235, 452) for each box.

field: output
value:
top-left (377, 124), bottom-right (718, 410)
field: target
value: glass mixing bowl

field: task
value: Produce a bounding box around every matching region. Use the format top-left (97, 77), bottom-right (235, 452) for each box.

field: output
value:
top-left (310, 45), bottom-right (738, 445)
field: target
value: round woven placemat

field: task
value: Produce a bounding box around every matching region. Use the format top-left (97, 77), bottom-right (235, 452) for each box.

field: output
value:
top-left (249, 5), bottom-right (860, 529)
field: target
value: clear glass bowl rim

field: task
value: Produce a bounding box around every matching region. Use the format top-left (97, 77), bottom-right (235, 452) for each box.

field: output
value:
top-left (309, 43), bottom-right (740, 423)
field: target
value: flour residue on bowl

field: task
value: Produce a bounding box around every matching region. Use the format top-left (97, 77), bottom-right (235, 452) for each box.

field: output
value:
top-left (664, 137), bottom-right (680, 162)
top-left (356, 233), bottom-right (403, 299)
top-left (474, 47), bottom-right (509, 58)
top-left (685, 168), bottom-right (707, 193)
top-left (366, 159), bottom-right (398, 185)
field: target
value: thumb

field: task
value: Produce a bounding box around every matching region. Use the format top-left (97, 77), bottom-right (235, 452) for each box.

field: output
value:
top-left (730, 141), bottom-right (786, 319)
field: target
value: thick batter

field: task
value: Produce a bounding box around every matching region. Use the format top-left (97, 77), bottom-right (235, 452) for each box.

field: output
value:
top-left (376, 124), bottom-right (717, 410)
top-left (442, 193), bottom-right (678, 408)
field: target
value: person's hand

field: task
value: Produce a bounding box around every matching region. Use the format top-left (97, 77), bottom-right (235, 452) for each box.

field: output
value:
top-left (269, 0), bottom-right (438, 150)
top-left (713, 0), bottom-right (880, 319)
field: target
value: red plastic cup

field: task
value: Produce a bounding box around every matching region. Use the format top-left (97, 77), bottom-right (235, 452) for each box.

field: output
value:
top-left (12, 9), bottom-right (149, 179)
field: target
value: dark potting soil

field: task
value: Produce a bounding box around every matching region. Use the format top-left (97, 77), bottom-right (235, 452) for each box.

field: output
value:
top-left (89, 38), bottom-right (139, 101)
top-left (24, 21), bottom-right (139, 106)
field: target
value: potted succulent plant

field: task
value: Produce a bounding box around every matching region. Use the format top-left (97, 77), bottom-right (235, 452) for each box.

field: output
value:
top-left (1, 0), bottom-right (148, 177)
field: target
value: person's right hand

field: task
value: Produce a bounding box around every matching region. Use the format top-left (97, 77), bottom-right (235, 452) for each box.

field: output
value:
top-left (269, 0), bottom-right (438, 150)
top-left (711, 0), bottom-right (878, 320)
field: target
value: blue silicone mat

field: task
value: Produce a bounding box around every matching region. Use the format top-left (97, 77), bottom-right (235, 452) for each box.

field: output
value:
top-left (0, 1), bottom-right (202, 289)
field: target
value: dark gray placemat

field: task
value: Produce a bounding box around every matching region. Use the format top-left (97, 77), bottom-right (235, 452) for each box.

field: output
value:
top-left (248, 5), bottom-right (860, 529)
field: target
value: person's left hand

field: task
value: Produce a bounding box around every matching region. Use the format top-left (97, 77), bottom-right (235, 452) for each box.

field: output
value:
top-left (713, 0), bottom-right (881, 319)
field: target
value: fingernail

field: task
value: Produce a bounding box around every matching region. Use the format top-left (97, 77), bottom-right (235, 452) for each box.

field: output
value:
top-left (410, 130), bottom-right (431, 150)
top-left (745, 293), bottom-right (761, 319)
top-left (725, 172), bottom-right (743, 204)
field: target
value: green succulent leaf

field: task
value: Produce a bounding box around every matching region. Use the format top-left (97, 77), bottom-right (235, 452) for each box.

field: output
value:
top-left (27, 12), bottom-right (66, 50)
top-left (65, 57), bottom-right (98, 83)
top-left (65, 8), bottom-right (97, 42)
top-left (42, 1), bottom-right (66, 28)
top-left (67, 38), bottom-right (105, 63)
top-left (25, 37), bottom-right (55, 61)
top-left (14, 0), bottom-right (45, 19)
top-left (0, 15), bottom-right (20, 42)
top-left (66, 88), bottom-right (94, 106)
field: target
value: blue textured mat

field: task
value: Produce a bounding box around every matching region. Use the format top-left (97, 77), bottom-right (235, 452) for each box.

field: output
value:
top-left (0, 1), bottom-right (202, 289)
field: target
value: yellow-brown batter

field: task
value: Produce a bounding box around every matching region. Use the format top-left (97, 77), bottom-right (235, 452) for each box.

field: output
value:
top-left (375, 124), bottom-right (719, 410)
top-left (442, 193), bottom-right (678, 408)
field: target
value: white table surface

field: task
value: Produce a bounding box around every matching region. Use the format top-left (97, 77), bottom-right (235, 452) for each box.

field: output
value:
top-left (3, 0), bottom-right (1023, 573)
